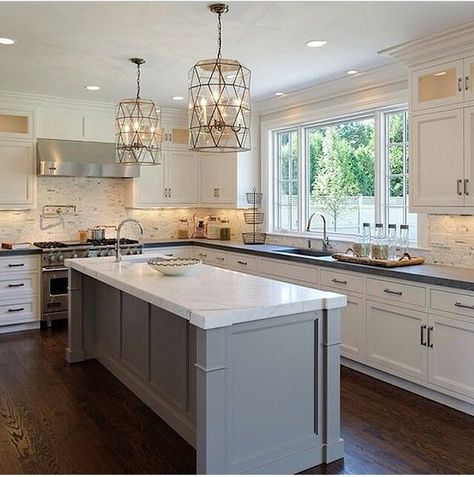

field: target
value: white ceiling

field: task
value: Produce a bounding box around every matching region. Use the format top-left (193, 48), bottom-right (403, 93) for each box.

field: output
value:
top-left (1, 1), bottom-right (474, 108)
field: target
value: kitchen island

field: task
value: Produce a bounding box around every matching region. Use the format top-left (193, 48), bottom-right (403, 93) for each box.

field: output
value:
top-left (66, 255), bottom-right (346, 474)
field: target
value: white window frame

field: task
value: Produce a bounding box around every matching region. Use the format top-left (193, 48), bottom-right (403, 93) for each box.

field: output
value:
top-left (270, 105), bottom-right (419, 242)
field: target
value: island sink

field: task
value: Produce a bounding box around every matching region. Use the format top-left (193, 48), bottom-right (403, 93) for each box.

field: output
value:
top-left (66, 257), bottom-right (346, 474)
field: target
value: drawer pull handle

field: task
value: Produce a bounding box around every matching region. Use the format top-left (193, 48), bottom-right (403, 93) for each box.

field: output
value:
top-left (216, 257), bottom-right (225, 261)
top-left (164, 253), bottom-right (174, 257)
top-left (332, 278), bottom-right (347, 285)
top-left (8, 263), bottom-right (24, 268)
top-left (427, 326), bottom-right (434, 348)
top-left (8, 307), bottom-right (24, 313)
top-left (454, 301), bottom-right (474, 310)
top-left (458, 77), bottom-right (463, 92)
top-left (420, 324), bottom-right (427, 346)
top-left (237, 260), bottom-right (248, 266)
top-left (457, 179), bottom-right (463, 196)
top-left (465, 179), bottom-right (470, 196)
top-left (8, 283), bottom-right (25, 288)
top-left (466, 75), bottom-right (470, 91)
top-left (199, 253), bottom-right (207, 258)
top-left (383, 288), bottom-right (402, 296)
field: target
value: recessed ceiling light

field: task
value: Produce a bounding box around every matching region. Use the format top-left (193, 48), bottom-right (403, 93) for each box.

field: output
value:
top-left (306, 40), bottom-right (327, 48)
top-left (85, 85), bottom-right (101, 91)
top-left (346, 70), bottom-right (359, 75)
top-left (274, 92), bottom-right (286, 97)
top-left (171, 96), bottom-right (184, 101)
top-left (0, 37), bottom-right (15, 45)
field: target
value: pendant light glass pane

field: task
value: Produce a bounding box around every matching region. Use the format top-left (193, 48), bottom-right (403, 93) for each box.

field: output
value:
top-left (188, 58), bottom-right (251, 152)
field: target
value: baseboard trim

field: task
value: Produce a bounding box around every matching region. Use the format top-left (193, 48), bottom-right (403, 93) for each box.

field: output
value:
top-left (342, 358), bottom-right (474, 416)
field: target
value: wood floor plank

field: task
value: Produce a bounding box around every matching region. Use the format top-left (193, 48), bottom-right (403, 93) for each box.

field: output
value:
top-left (0, 328), bottom-right (473, 474)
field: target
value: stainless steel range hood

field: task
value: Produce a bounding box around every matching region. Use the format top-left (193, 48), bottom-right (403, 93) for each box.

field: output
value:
top-left (37, 138), bottom-right (140, 178)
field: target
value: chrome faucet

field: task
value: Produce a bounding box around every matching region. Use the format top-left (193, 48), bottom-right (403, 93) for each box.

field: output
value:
top-left (115, 219), bottom-right (144, 262)
top-left (306, 213), bottom-right (330, 251)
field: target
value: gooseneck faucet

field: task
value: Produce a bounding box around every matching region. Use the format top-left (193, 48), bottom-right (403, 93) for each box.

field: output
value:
top-left (115, 219), bottom-right (144, 262)
top-left (306, 213), bottom-right (330, 251)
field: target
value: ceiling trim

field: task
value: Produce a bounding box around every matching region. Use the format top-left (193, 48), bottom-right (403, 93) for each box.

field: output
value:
top-left (380, 20), bottom-right (474, 67)
top-left (256, 62), bottom-right (407, 116)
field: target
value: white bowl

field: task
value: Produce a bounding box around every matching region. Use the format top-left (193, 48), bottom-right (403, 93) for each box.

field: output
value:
top-left (147, 257), bottom-right (202, 276)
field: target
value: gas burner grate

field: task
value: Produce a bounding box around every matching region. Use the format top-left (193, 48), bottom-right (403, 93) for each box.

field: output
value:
top-left (33, 241), bottom-right (68, 249)
top-left (86, 238), bottom-right (139, 247)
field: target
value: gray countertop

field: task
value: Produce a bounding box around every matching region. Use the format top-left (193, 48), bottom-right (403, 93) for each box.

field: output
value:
top-left (144, 239), bottom-right (474, 291)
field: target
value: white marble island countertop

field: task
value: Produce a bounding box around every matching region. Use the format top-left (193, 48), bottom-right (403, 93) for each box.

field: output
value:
top-left (66, 255), bottom-right (346, 329)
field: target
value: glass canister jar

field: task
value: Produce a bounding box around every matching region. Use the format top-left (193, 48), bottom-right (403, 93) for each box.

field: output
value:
top-left (207, 216), bottom-right (220, 240)
top-left (371, 223), bottom-right (389, 260)
top-left (219, 218), bottom-right (231, 241)
top-left (177, 217), bottom-right (189, 239)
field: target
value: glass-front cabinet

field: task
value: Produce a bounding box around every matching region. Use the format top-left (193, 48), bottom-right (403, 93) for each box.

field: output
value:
top-left (0, 111), bottom-right (33, 139)
top-left (412, 60), bottom-right (464, 111)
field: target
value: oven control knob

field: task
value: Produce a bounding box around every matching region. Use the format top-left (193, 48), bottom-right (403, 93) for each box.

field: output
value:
top-left (57, 254), bottom-right (64, 261)
top-left (72, 251), bottom-right (78, 259)
top-left (97, 251), bottom-right (102, 257)
top-left (48, 254), bottom-right (55, 263)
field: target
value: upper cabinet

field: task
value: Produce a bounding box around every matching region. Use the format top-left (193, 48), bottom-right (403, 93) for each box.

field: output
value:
top-left (0, 110), bottom-right (34, 140)
top-left (37, 105), bottom-right (115, 143)
top-left (161, 111), bottom-right (189, 149)
top-left (0, 141), bottom-right (35, 209)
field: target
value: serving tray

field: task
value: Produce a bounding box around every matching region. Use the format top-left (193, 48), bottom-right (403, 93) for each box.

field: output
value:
top-left (331, 252), bottom-right (425, 268)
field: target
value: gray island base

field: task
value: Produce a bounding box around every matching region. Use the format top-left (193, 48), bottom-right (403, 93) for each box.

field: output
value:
top-left (66, 257), bottom-right (346, 474)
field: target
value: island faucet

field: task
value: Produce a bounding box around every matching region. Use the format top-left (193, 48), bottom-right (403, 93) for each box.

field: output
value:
top-left (306, 213), bottom-right (330, 251)
top-left (115, 219), bottom-right (144, 262)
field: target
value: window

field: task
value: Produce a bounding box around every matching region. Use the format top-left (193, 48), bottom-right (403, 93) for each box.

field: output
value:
top-left (275, 129), bottom-right (298, 231)
top-left (384, 110), bottom-right (417, 240)
top-left (272, 108), bottom-right (417, 240)
top-left (307, 116), bottom-right (375, 234)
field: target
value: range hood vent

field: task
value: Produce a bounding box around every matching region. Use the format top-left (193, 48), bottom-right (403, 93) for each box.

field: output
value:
top-left (37, 138), bottom-right (140, 178)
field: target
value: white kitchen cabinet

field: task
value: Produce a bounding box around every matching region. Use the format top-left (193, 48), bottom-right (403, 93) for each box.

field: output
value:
top-left (410, 108), bottom-right (464, 209)
top-left (412, 60), bottom-right (464, 112)
top-left (83, 109), bottom-right (115, 142)
top-left (161, 111), bottom-right (189, 149)
top-left (464, 56), bottom-right (474, 103)
top-left (366, 300), bottom-right (428, 381)
top-left (427, 313), bottom-right (474, 400)
top-left (143, 247), bottom-right (194, 258)
top-left (0, 141), bottom-right (36, 209)
top-left (0, 110), bottom-right (34, 140)
top-left (126, 149), bottom-right (199, 207)
top-left (464, 106), bottom-right (474, 205)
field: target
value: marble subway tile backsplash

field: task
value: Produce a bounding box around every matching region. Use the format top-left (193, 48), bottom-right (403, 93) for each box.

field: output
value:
top-left (0, 177), bottom-right (246, 243)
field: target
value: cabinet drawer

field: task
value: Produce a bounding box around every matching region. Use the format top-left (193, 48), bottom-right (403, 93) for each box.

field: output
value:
top-left (0, 255), bottom-right (39, 273)
top-left (0, 273), bottom-right (38, 299)
top-left (320, 269), bottom-right (363, 294)
top-left (431, 289), bottom-right (474, 319)
top-left (226, 253), bottom-right (258, 273)
top-left (260, 258), bottom-right (317, 286)
top-left (366, 278), bottom-right (426, 308)
top-left (0, 298), bottom-right (38, 326)
top-left (144, 247), bottom-right (193, 259)
top-left (194, 248), bottom-right (228, 267)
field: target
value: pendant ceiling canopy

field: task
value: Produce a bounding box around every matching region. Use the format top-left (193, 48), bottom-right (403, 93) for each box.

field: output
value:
top-left (116, 58), bottom-right (162, 165)
top-left (188, 3), bottom-right (251, 153)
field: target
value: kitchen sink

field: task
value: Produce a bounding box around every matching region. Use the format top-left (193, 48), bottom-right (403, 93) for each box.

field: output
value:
top-left (273, 248), bottom-right (332, 258)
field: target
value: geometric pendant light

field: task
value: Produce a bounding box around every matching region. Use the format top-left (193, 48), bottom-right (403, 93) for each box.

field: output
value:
top-left (188, 4), bottom-right (251, 153)
top-left (116, 58), bottom-right (162, 165)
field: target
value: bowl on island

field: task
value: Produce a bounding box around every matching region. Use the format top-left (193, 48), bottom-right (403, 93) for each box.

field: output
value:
top-left (147, 257), bottom-right (202, 276)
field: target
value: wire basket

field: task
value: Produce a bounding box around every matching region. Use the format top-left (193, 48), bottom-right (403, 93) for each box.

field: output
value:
top-left (246, 191), bottom-right (263, 205)
top-left (244, 211), bottom-right (264, 225)
top-left (242, 232), bottom-right (266, 245)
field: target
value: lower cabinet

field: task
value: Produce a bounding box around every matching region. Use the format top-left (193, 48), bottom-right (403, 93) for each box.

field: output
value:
top-left (366, 300), bottom-right (428, 381)
top-left (428, 313), bottom-right (474, 400)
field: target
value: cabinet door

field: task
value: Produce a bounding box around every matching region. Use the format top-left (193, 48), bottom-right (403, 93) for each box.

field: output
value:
top-left (428, 314), bottom-right (474, 400)
top-left (463, 56), bottom-right (474, 103)
top-left (410, 109), bottom-right (464, 208)
top-left (366, 300), bottom-right (428, 381)
top-left (37, 107), bottom-right (84, 140)
top-left (199, 153), bottom-right (237, 204)
top-left (165, 150), bottom-right (199, 204)
top-left (0, 111), bottom-right (33, 139)
top-left (0, 141), bottom-right (35, 208)
top-left (412, 60), bottom-right (464, 111)
top-left (167, 127), bottom-right (189, 148)
top-left (463, 107), bottom-right (474, 205)
top-left (133, 163), bottom-right (166, 206)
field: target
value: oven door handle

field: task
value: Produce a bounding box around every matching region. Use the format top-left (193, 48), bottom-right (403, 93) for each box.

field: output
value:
top-left (42, 267), bottom-right (69, 272)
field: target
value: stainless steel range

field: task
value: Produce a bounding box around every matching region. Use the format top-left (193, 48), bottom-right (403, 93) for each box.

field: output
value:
top-left (33, 239), bottom-right (143, 327)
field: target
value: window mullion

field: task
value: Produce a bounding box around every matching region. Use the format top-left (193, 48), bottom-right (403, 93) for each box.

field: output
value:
top-left (375, 110), bottom-right (385, 225)
top-left (298, 126), bottom-right (306, 234)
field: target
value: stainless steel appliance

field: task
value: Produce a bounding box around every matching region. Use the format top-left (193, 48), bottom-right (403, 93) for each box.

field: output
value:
top-left (34, 239), bottom-right (143, 328)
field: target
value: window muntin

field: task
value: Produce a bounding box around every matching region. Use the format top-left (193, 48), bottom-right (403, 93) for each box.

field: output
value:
top-left (384, 110), bottom-right (416, 240)
top-left (306, 116), bottom-right (375, 235)
top-left (275, 129), bottom-right (298, 231)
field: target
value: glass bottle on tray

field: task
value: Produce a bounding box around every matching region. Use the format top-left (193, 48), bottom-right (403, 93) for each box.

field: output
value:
top-left (371, 223), bottom-right (389, 260)
top-left (387, 224), bottom-right (397, 259)
top-left (353, 222), bottom-right (371, 257)
top-left (399, 224), bottom-right (410, 256)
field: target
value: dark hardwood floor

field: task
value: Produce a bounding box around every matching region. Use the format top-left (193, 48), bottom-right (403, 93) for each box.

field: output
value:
top-left (0, 328), bottom-right (473, 475)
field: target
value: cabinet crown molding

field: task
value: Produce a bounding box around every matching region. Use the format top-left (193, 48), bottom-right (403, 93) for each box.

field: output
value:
top-left (380, 21), bottom-right (474, 68)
